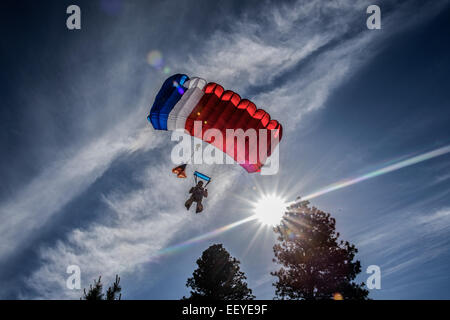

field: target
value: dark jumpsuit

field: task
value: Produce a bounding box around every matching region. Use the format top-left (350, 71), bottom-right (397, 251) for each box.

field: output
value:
top-left (185, 184), bottom-right (208, 213)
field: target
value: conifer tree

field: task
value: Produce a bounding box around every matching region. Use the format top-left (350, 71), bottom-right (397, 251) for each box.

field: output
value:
top-left (185, 244), bottom-right (255, 300)
top-left (272, 200), bottom-right (369, 300)
top-left (82, 275), bottom-right (122, 300)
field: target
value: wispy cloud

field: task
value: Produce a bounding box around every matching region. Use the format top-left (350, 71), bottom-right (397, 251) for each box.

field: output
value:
top-left (0, 109), bottom-right (159, 258)
top-left (21, 160), bottom-right (239, 299)
top-left (184, 0), bottom-right (446, 130)
top-left (355, 206), bottom-right (450, 280)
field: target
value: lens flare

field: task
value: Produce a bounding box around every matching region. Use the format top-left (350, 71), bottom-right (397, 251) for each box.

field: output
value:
top-left (150, 216), bottom-right (257, 259)
top-left (147, 50), bottom-right (164, 69)
top-left (150, 145), bottom-right (450, 262)
top-left (253, 194), bottom-right (288, 226)
top-left (302, 145), bottom-right (450, 201)
top-left (173, 81), bottom-right (185, 94)
top-left (333, 292), bottom-right (344, 300)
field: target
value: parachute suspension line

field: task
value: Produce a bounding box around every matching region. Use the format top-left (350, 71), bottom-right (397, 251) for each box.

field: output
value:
top-left (193, 171), bottom-right (212, 187)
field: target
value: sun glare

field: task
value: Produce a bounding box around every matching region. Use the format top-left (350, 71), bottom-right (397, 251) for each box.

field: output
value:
top-left (253, 194), bottom-right (288, 226)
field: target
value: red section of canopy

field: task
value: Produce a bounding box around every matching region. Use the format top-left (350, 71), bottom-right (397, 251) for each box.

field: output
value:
top-left (185, 82), bottom-right (282, 173)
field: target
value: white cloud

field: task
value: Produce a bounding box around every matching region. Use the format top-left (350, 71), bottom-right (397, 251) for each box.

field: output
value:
top-left (0, 107), bottom-right (161, 258)
top-left (22, 159), bottom-right (239, 299)
top-left (183, 0), bottom-right (378, 127)
top-left (184, 0), bottom-right (446, 131)
top-left (355, 206), bottom-right (450, 279)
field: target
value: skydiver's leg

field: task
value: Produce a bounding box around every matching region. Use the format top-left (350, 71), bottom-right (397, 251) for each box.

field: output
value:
top-left (185, 197), bottom-right (194, 210)
top-left (196, 201), bottom-right (203, 213)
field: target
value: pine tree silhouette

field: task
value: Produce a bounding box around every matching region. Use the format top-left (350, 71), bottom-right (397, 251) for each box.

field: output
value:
top-left (184, 244), bottom-right (255, 300)
top-left (272, 200), bottom-right (369, 300)
top-left (82, 275), bottom-right (122, 300)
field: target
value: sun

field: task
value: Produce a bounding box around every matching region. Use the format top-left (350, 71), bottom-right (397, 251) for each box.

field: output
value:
top-left (252, 194), bottom-right (288, 226)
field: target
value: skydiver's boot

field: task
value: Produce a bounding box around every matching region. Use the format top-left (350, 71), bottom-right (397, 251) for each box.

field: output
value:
top-left (196, 202), bottom-right (203, 214)
top-left (185, 198), bottom-right (193, 210)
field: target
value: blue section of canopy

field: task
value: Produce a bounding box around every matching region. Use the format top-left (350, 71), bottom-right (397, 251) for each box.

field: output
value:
top-left (148, 74), bottom-right (189, 130)
top-left (193, 171), bottom-right (211, 182)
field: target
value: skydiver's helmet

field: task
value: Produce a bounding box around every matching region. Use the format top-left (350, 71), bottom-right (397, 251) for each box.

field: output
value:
top-left (197, 181), bottom-right (204, 187)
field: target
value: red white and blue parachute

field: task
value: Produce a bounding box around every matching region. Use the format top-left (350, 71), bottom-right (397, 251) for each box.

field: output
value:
top-left (147, 74), bottom-right (282, 173)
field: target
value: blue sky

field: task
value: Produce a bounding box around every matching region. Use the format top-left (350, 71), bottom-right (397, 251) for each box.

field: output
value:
top-left (0, 0), bottom-right (449, 299)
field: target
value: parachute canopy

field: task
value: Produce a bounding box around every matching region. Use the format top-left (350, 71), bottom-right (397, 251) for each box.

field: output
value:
top-left (148, 74), bottom-right (283, 173)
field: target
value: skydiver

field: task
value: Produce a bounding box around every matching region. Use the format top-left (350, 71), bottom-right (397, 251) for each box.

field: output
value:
top-left (185, 181), bottom-right (208, 213)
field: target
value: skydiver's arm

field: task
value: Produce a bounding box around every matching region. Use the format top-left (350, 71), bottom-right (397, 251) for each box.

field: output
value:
top-left (204, 189), bottom-right (208, 197)
top-left (189, 187), bottom-right (194, 194)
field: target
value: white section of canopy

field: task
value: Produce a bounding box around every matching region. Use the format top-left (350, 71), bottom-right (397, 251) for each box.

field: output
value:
top-left (167, 77), bottom-right (206, 131)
